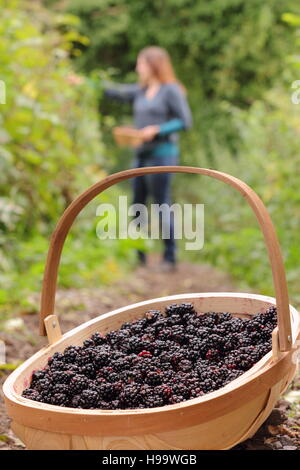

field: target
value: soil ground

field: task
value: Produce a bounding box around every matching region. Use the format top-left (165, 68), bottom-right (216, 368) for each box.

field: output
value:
top-left (0, 256), bottom-right (299, 450)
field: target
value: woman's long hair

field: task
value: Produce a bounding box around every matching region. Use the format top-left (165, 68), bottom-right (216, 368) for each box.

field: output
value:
top-left (138, 46), bottom-right (186, 94)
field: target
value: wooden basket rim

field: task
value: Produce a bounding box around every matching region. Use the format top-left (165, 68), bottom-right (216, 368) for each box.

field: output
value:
top-left (113, 126), bottom-right (141, 136)
top-left (4, 292), bottom-right (300, 418)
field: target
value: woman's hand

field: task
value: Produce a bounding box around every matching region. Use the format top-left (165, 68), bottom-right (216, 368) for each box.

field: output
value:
top-left (139, 125), bottom-right (160, 142)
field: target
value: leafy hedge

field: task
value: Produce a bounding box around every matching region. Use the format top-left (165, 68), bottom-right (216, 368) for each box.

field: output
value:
top-left (65, 0), bottom-right (298, 158)
top-left (0, 0), bottom-right (138, 309)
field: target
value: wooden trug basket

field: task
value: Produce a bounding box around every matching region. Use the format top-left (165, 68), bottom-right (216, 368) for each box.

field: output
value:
top-left (3, 166), bottom-right (300, 450)
top-left (112, 126), bottom-right (144, 147)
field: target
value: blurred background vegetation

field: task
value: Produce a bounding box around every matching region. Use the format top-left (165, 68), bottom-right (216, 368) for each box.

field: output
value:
top-left (1, 0), bottom-right (300, 315)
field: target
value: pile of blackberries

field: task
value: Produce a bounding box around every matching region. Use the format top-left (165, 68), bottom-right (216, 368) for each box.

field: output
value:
top-left (22, 303), bottom-right (277, 410)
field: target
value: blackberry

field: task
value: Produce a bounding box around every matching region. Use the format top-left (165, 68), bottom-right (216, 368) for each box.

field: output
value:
top-left (197, 338), bottom-right (211, 358)
top-left (48, 360), bottom-right (68, 371)
top-left (120, 370), bottom-right (143, 384)
top-left (34, 378), bottom-right (52, 393)
top-left (22, 388), bottom-right (40, 401)
top-left (172, 383), bottom-right (190, 399)
top-left (157, 327), bottom-right (174, 342)
top-left (170, 325), bottom-right (187, 344)
top-left (212, 325), bottom-right (227, 337)
top-left (137, 358), bottom-right (160, 376)
top-left (128, 322), bottom-right (145, 336)
top-left (159, 350), bottom-right (174, 364)
top-left (71, 395), bottom-right (81, 408)
top-left (143, 395), bottom-right (164, 408)
top-left (110, 350), bottom-right (126, 361)
top-left (157, 384), bottom-right (173, 400)
top-left (235, 332), bottom-right (252, 348)
top-left (218, 312), bottom-right (232, 323)
top-left (253, 306), bottom-right (277, 326)
top-left (144, 309), bottom-right (161, 323)
top-left (39, 393), bottom-right (53, 404)
top-left (79, 389), bottom-right (99, 408)
top-left (50, 370), bottom-right (73, 384)
top-left (165, 303), bottom-right (179, 317)
top-left (63, 345), bottom-right (81, 363)
top-left (91, 331), bottom-right (107, 346)
top-left (225, 369), bottom-right (244, 384)
top-left (98, 382), bottom-right (116, 400)
top-left (97, 400), bottom-right (111, 410)
top-left (76, 349), bottom-right (95, 366)
top-left (83, 338), bottom-right (95, 348)
top-left (222, 317), bottom-right (244, 333)
top-left (51, 393), bottom-right (68, 406)
top-left (112, 381), bottom-right (125, 395)
top-left (47, 352), bottom-right (64, 365)
top-left (190, 388), bottom-right (204, 398)
top-left (59, 364), bottom-right (79, 375)
top-left (109, 400), bottom-right (121, 410)
top-left (223, 333), bottom-right (241, 352)
top-left (107, 329), bottom-right (131, 349)
top-left (199, 312), bottom-right (218, 328)
top-left (87, 379), bottom-right (100, 392)
top-left (185, 349), bottom-right (200, 363)
top-left (185, 324), bottom-right (197, 335)
top-left (199, 378), bottom-right (216, 393)
top-left (177, 302), bottom-right (196, 316)
top-left (195, 360), bottom-right (211, 377)
top-left (165, 302), bottom-right (196, 321)
top-left (119, 384), bottom-right (141, 408)
top-left (166, 313), bottom-right (183, 326)
top-left (97, 366), bottom-right (114, 380)
top-left (161, 369), bottom-right (176, 383)
top-left (152, 317), bottom-right (169, 333)
top-left (93, 350), bottom-right (110, 368)
top-left (169, 395), bottom-right (185, 404)
top-left (120, 321), bottom-right (133, 330)
top-left (69, 374), bottom-right (90, 394)
top-left (225, 349), bottom-right (256, 371)
top-left (177, 359), bottom-right (193, 372)
top-left (145, 371), bottom-right (162, 385)
top-left (31, 370), bottom-right (46, 384)
top-left (126, 336), bottom-right (153, 354)
top-left (80, 363), bottom-right (96, 379)
top-left (112, 357), bottom-right (130, 372)
top-left (105, 371), bottom-right (120, 383)
top-left (205, 349), bottom-right (221, 362)
top-left (207, 334), bottom-right (225, 350)
top-left (52, 383), bottom-right (70, 395)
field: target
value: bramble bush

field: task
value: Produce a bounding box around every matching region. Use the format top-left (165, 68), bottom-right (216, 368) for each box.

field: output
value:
top-left (0, 0), bottom-right (140, 310)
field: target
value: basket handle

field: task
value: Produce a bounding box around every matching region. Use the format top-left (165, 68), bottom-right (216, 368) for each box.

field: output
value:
top-left (39, 166), bottom-right (292, 351)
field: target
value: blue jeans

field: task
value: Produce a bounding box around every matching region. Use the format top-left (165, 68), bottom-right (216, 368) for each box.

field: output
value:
top-left (132, 154), bottom-right (178, 263)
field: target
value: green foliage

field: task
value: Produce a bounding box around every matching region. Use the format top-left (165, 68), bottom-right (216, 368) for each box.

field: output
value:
top-left (0, 1), bottom-right (103, 235)
top-left (65, 0), bottom-right (299, 157)
top-left (67, 0), bottom-right (296, 98)
top-left (282, 12), bottom-right (300, 69)
top-left (175, 88), bottom-right (300, 304)
top-left (0, 0), bottom-right (137, 309)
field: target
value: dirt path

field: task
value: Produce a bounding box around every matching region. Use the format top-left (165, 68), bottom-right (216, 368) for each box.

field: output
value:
top-left (0, 257), bottom-right (299, 450)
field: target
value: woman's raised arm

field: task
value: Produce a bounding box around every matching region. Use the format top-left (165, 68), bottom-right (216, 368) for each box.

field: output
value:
top-left (102, 80), bottom-right (140, 103)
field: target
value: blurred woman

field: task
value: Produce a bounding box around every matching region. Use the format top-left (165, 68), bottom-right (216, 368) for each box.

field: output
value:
top-left (103, 46), bottom-right (192, 271)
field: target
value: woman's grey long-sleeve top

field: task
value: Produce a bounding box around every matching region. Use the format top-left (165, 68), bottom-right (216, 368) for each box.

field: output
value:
top-left (103, 81), bottom-right (192, 157)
